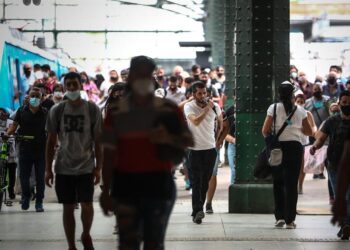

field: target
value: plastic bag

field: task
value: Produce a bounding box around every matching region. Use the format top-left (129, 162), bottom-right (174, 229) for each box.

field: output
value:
top-left (304, 145), bottom-right (327, 174)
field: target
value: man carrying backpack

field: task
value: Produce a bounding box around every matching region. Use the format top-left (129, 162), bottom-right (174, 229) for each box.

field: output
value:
top-left (45, 72), bottom-right (103, 250)
top-left (311, 90), bottom-right (350, 240)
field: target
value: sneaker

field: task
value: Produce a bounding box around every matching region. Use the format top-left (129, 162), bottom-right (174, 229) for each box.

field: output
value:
top-left (81, 233), bottom-right (94, 250)
top-left (35, 203), bottom-right (44, 212)
top-left (341, 225), bottom-right (350, 240)
top-left (8, 189), bottom-right (15, 200)
top-left (193, 211), bottom-right (205, 224)
top-left (21, 199), bottom-right (30, 210)
top-left (318, 173), bottom-right (326, 179)
top-left (206, 203), bottom-right (214, 214)
top-left (286, 222), bottom-right (297, 229)
top-left (275, 220), bottom-right (286, 228)
top-left (337, 227), bottom-right (343, 238)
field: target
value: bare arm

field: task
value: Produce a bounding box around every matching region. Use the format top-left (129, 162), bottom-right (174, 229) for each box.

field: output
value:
top-left (306, 111), bottom-right (318, 137)
top-left (45, 132), bottom-right (58, 187)
top-left (313, 131), bottom-right (328, 150)
top-left (216, 113), bottom-right (223, 140)
top-left (101, 147), bottom-right (114, 193)
top-left (225, 134), bottom-right (236, 144)
top-left (301, 117), bottom-right (313, 136)
top-left (216, 120), bottom-right (230, 148)
top-left (261, 115), bottom-right (273, 137)
top-left (6, 122), bottom-right (18, 135)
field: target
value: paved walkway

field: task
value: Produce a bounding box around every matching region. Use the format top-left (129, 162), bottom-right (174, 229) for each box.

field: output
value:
top-left (0, 167), bottom-right (349, 250)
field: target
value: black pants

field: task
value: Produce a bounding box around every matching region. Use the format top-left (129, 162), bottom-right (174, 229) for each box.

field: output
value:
top-left (272, 141), bottom-right (303, 224)
top-left (114, 184), bottom-right (175, 250)
top-left (7, 163), bottom-right (17, 195)
top-left (188, 148), bottom-right (217, 216)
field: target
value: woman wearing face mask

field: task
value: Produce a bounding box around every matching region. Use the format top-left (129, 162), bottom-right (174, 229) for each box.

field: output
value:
top-left (295, 94), bottom-right (317, 195)
top-left (51, 84), bottom-right (65, 104)
top-left (290, 65), bottom-right (300, 88)
top-left (100, 56), bottom-right (193, 250)
top-left (81, 72), bottom-right (100, 103)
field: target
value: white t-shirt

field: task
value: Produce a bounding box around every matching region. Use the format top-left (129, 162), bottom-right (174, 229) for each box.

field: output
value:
top-left (184, 100), bottom-right (222, 150)
top-left (267, 103), bottom-right (307, 143)
top-left (100, 81), bottom-right (114, 97)
top-left (165, 88), bottom-right (186, 104)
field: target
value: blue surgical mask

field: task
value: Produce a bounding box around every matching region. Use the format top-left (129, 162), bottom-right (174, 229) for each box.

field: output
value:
top-left (314, 101), bottom-right (324, 109)
top-left (65, 90), bottom-right (81, 101)
top-left (29, 97), bottom-right (40, 107)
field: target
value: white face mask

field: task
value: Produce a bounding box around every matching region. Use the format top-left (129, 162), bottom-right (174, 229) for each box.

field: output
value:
top-left (53, 91), bottom-right (63, 98)
top-left (132, 79), bottom-right (154, 96)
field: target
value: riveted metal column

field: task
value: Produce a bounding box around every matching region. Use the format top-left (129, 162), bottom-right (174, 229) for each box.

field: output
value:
top-left (205, 0), bottom-right (225, 66)
top-left (223, 0), bottom-right (236, 107)
top-left (227, 0), bottom-right (290, 213)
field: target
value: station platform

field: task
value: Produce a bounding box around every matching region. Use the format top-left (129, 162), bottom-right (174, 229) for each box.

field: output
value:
top-left (0, 167), bottom-right (349, 250)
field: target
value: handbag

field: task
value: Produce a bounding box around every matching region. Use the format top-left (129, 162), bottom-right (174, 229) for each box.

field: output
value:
top-left (267, 104), bottom-right (297, 167)
top-left (254, 104), bottom-right (297, 179)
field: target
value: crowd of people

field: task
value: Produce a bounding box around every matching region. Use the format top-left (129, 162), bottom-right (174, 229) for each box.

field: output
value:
top-left (0, 57), bottom-right (350, 249)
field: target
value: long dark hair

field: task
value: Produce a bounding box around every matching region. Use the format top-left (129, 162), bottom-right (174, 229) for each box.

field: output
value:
top-left (278, 83), bottom-right (295, 114)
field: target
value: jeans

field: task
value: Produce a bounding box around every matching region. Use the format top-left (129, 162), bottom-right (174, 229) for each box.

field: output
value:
top-left (227, 143), bottom-right (236, 185)
top-left (272, 141), bottom-right (303, 224)
top-left (328, 168), bottom-right (350, 225)
top-left (114, 181), bottom-right (176, 250)
top-left (188, 148), bottom-right (217, 216)
top-left (19, 153), bottom-right (45, 204)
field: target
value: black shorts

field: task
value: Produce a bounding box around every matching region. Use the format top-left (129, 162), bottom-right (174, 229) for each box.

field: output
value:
top-left (55, 173), bottom-right (94, 204)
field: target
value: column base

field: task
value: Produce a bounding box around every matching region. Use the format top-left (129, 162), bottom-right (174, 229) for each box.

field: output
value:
top-left (228, 183), bottom-right (274, 213)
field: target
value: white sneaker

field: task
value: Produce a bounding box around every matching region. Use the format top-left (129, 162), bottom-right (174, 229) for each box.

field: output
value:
top-left (275, 220), bottom-right (286, 228)
top-left (286, 222), bottom-right (297, 229)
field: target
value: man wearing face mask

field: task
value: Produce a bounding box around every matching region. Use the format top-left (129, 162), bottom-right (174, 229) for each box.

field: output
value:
top-left (100, 56), bottom-right (193, 249)
top-left (20, 63), bottom-right (35, 98)
top-left (323, 72), bottom-right (345, 101)
top-left (45, 72), bottom-right (103, 250)
top-left (305, 84), bottom-right (330, 130)
top-left (298, 71), bottom-right (313, 99)
top-left (7, 87), bottom-right (47, 212)
top-left (165, 76), bottom-right (185, 104)
top-left (99, 70), bottom-right (119, 101)
top-left (310, 90), bottom-right (350, 240)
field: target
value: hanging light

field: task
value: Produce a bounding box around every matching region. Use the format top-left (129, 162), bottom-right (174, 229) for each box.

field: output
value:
top-left (23, 0), bottom-right (31, 6)
top-left (33, 0), bottom-right (41, 5)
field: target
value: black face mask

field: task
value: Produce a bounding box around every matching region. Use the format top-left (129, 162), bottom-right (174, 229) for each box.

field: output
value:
top-left (110, 77), bottom-right (118, 82)
top-left (194, 75), bottom-right (200, 81)
top-left (24, 70), bottom-right (31, 78)
top-left (313, 91), bottom-right (322, 99)
top-left (81, 78), bottom-right (87, 83)
top-left (217, 73), bottom-right (223, 78)
top-left (157, 75), bottom-right (164, 81)
top-left (328, 77), bottom-right (337, 85)
top-left (341, 105), bottom-right (350, 116)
